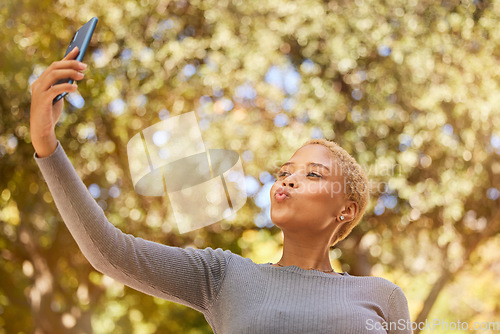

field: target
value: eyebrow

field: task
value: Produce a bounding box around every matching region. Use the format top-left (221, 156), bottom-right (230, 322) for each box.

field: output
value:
top-left (280, 162), bottom-right (330, 172)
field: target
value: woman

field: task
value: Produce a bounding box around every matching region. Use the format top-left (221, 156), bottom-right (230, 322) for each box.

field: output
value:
top-left (30, 47), bottom-right (412, 333)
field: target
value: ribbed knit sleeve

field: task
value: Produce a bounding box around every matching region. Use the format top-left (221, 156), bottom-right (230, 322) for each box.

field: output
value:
top-left (387, 286), bottom-right (412, 334)
top-left (34, 141), bottom-right (232, 313)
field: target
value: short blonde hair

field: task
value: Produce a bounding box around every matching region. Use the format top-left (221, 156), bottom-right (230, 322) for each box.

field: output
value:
top-left (299, 138), bottom-right (370, 246)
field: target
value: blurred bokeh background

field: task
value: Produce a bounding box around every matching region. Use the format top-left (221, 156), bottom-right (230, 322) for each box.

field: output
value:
top-left (1, 0), bottom-right (500, 333)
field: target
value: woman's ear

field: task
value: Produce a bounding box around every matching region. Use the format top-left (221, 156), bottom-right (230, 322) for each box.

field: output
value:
top-left (340, 201), bottom-right (358, 223)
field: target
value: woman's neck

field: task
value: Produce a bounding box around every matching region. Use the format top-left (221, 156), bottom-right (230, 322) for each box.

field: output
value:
top-left (273, 232), bottom-right (338, 274)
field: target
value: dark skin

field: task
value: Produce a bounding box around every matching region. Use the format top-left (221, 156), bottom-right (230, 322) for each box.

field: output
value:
top-left (269, 144), bottom-right (358, 275)
top-left (30, 46), bottom-right (87, 158)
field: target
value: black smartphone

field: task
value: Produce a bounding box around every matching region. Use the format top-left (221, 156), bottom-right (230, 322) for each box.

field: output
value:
top-left (52, 17), bottom-right (98, 105)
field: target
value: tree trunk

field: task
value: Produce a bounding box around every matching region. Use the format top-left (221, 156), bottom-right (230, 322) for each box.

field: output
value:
top-left (413, 269), bottom-right (453, 334)
top-left (413, 208), bottom-right (500, 334)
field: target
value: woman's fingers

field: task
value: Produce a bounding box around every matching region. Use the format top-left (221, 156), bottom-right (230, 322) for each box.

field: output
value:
top-left (32, 48), bottom-right (87, 91)
top-left (46, 82), bottom-right (79, 101)
top-left (37, 68), bottom-right (85, 91)
top-left (32, 66), bottom-right (85, 93)
top-left (29, 47), bottom-right (85, 149)
top-left (30, 46), bottom-right (87, 106)
top-left (63, 46), bottom-right (80, 60)
top-left (50, 59), bottom-right (87, 71)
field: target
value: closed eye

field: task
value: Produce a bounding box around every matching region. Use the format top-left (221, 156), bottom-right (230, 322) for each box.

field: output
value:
top-left (277, 171), bottom-right (322, 178)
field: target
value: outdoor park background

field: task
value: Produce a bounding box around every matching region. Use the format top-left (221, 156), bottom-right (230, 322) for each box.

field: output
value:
top-left (1, 0), bottom-right (500, 333)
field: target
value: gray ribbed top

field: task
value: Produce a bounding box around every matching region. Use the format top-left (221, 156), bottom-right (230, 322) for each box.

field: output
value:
top-left (34, 141), bottom-right (412, 334)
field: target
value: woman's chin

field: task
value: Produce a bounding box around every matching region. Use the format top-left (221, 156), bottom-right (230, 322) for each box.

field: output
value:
top-left (270, 213), bottom-right (295, 228)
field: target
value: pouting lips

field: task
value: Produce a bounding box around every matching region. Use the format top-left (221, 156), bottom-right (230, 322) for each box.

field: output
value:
top-left (275, 187), bottom-right (291, 202)
top-left (275, 193), bottom-right (288, 201)
top-left (275, 187), bottom-right (291, 197)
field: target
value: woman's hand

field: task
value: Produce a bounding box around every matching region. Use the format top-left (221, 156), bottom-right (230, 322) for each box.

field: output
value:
top-left (30, 46), bottom-right (87, 157)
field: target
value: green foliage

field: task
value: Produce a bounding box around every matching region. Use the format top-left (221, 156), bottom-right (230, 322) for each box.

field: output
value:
top-left (1, 0), bottom-right (500, 333)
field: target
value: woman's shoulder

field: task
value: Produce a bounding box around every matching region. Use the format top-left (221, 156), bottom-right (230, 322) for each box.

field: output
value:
top-left (341, 274), bottom-right (407, 313)
top-left (346, 273), bottom-right (404, 293)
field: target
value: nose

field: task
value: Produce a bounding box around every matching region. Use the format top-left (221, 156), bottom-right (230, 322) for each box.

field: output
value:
top-left (281, 174), bottom-right (297, 188)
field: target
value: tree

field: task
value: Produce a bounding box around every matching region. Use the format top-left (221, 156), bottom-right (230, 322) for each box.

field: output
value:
top-left (1, 0), bottom-right (499, 332)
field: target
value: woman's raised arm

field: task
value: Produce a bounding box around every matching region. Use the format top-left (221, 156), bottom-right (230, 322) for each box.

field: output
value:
top-left (30, 53), bottom-right (231, 313)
